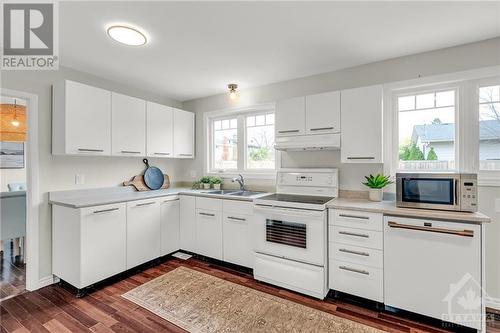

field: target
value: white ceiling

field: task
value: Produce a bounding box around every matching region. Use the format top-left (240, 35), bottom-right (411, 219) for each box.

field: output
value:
top-left (60, 1), bottom-right (500, 102)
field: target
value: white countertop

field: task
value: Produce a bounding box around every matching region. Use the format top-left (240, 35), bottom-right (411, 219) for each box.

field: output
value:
top-left (49, 186), bottom-right (269, 208)
top-left (326, 197), bottom-right (490, 224)
top-left (0, 190), bottom-right (26, 199)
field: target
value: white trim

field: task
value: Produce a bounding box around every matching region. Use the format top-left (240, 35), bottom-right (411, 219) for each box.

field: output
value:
top-left (38, 275), bottom-right (58, 288)
top-left (1, 88), bottom-right (40, 291)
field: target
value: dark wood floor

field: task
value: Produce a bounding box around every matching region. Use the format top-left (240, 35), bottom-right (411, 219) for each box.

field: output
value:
top-left (0, 242), bottom-right (26, 302)
top-left (1, 256), bottom-right (499, 333)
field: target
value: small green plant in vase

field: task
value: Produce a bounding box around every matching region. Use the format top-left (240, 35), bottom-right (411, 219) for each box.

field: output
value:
top-left (210, 176), bottom-right (223, 190)
top-left (363, 174), bottom-right (393, 202)
top-left (200, 176), bottom-right (212, 189)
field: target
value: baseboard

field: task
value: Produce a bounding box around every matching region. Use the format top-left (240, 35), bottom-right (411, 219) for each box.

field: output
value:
top-left (38, 275), bottom-right (58, 288)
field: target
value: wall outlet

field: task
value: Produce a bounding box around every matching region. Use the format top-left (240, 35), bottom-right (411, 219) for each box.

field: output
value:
top-left (75, 174), bottom-right (85, 185)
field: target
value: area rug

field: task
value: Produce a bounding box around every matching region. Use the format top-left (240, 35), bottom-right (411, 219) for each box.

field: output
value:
top-left (122, 266), bottom-right (383, 333)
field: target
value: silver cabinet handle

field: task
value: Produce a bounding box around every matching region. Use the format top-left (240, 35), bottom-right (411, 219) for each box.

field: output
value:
top-left (388, 221), bottom-right (474, 237)
top-left (136, 202), bottom-right (155, 207)
top-left (310, 127), bottom-right (334, 131)
top-left (338, 231), bottom-right (369, 238)
top-left (154, 152), bottom-right (170, 156)
top-left (179, 153), bottom-right (192, 157)
top-left (121, 150), bottom-right (141, 154)
top-left (93, 207), bottom-right (119, 214)
top-left (199, 212), bottom-right (215, 217)
top-left (278, 129), bottom-right (300, 134)
top-left (162, 199), bottom-right (179, 204)
top-left (78, 148), bottom-right (103, 152)
top-left (227, 216), bottom-right (246, 222)
top-left (339, 248), bottom-right (370, 257)
top-left (339, 214), bottom-right (369, 220)
top-left (347, 156), bottom-right (375, 160)
top-left (339, 266), bottom-right (369, 275)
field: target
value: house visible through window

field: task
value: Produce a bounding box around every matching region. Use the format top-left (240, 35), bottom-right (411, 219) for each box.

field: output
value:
top-left (246, 113), bottom-right (275, 169)
top-left (479, 85), bottom-right (500, 171)
top-left (397, 89), bottom-right (456, 171)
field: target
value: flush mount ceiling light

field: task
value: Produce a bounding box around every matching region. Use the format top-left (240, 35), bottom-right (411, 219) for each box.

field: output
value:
top-left (106, 25), bottom-right (147, 46)
top-left (228, 84), bottom-right (239, 100)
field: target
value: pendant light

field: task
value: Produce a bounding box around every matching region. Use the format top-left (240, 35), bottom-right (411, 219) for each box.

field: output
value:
top-left (11, 99), bottom-right (20, 127)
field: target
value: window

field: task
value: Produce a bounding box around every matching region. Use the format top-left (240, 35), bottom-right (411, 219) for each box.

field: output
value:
top-left (208, 108), bottom-right (276, 175)
top-left (478, 85), bottom-right (500, 171)
top-left (396, 89), bottom-right (457, 171)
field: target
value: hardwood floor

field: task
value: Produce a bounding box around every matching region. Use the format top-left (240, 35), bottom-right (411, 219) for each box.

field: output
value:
top-left (0, 241), bottom-right (26, 302)
top-left (0, 256), bottom-right (498, 333)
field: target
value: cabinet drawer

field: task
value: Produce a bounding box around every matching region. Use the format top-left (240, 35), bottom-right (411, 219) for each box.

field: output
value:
top-left (329, 259), bottom-right (383, 302)
top-left (196, 197), bottom-right (222, 211)
top-left (329, 242), bottom-right (383, 268)
top-left (329, 226), bottom-right (382, 250)
top-left (329, 209), bottom-right (382, 231)
top-left (223, 199), bottom-right (253, 215)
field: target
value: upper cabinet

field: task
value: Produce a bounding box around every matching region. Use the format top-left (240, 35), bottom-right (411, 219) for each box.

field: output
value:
top-left (275, 96), bottom-right (306, 136)
top-left (173, 108), bottom-right (195, 158)
top-left (341, 85), bottom-right (383, 163)
top-left (147, 102), bottom-right (173, 158)
top-left (112, 92), bottom-right (146, 157)
top-left (305, 91), bottom-right (340, 134)
top-left (53, 80), bottom-right (111, 155)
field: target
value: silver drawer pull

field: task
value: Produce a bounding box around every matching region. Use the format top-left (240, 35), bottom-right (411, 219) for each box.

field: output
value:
top-left (199, 212), bottom-right (215, 217)
top-left (278, 129), bottom-right (300, 133)
top-left (93, 208), bottom-right (119, 214)
top-left (339, 266), bottom-right (370, 275)
top-left (154, 152), bottom-right (170, 155)
top-left (162, 199), bottom-right (179, 203)
top-left (338, 231), bottom-right (369, 238)
top-left (179, 153), bottom-right (193, 157)
top-left (388, 221), bottom-right (474, 237)
top-left (136, 202), bottom-right (155, 207)
top-left (121, 150), bottom-right (141, 154)
top-left (339, 214), bottom-right (369, 220)
top-left (78, 148), bottom-right (103, 152)
top-left (347, 156), bottom-right (375, 160)
top-left (227, 216), bottom-right (246, 221)
top-left (339, 248), bottom-right (370, 257)
top-left (310, 127), bottom-right (334, 131)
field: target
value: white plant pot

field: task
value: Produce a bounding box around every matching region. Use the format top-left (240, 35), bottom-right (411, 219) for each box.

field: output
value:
top-left (368, 188), bottom-right (383, 202)
top-left (203, 183), bottom-right (211, 189)
top-left (213, 184), bottom-right (221, 190)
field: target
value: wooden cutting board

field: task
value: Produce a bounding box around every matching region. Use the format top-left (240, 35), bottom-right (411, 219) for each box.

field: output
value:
top-left (124, 174), bottom-right (170, 191)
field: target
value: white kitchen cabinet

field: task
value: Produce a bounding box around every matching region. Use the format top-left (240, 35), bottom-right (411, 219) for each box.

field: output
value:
top-left (275, 96), bottom-right (306, 136)
top-left (126, 198), bottom-right (161, 268)
top-left (52, 80), bottom-right (112, 155)
top-left (341, 85), bottom-right (383, 163)
top-left (160, 197), bottom-right (180, 256)
top-left (173, 108), bottom-right (195, 158)
top-left (111, 92), bottom-right (146, 157)
top-left (196, 208), bottom-right (223, 260)
top-left (180, 195), bottom-right (197, 252)
top-left (147, 101), bottom-right (173, 158)
top-left (222, 200), bottom-right (253, 268)
top-left (52, 203), bottom-right (126, 289)
top-left (305, 91), bottom-right (340, 134)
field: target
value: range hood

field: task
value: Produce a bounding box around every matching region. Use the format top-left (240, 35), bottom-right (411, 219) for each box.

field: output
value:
top-left (274, 133), bottom-right (340, 151)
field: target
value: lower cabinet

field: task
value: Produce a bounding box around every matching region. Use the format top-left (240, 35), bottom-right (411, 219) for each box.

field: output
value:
top-left (196, 208), bottom-right (223, 260)
top-left (180, 195), bottom-right (196, 252)
top-left (126, 198), bottom-right (161, 269)
top-left (160, 197), bottom-right (180, 256)
top-left (222, 200), bottom-right (253, 268)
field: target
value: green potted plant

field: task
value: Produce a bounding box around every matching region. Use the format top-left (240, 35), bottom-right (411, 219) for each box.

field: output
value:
top-left (363, 174), bottom-right (393, 202)
top-left (200, 176), bottom-right (212, 189)
top-left (210, 176), bottom-right (223, 190)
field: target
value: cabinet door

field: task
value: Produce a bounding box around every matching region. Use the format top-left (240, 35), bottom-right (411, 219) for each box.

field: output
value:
top-left (160, 198), bottom-right (180, 256)
top-left (196, 209), bottom-right (223, 260)
top-left (147, 101), bottom-right (173, 158)
top-left (341, 85), bottom-right (383, 163)
top-left (180, 195), bottom-right (196, 252)
top-left (173, 108), bottom-right (195, 158)
top-left (65, 80), bottom-right (111, 155)
top-left (223, 213), bottom-right (253, 268)
top-left (80, 203), bottom-right (126, 287)
top-left (275, 96), bottom-right (305, 136)
top-left (126, 199), bottom-right (161, 268)
top-left (111, 92), bottom-right (146, 156)
top-left (306, 91), bottom-right (340, 134)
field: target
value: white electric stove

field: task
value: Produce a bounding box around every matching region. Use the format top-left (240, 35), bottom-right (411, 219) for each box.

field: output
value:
top-left (252, 168), bottom-right (338, 299)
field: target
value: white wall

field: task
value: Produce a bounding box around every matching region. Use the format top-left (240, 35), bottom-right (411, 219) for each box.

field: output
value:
top-left (1, 66), bottom-right (189, 280)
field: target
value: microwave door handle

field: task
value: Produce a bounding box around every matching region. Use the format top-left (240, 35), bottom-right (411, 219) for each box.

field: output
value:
top-left (455, 179), bottom-right (459, 206)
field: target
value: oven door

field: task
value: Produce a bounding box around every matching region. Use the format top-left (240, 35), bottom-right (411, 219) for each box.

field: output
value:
top-left (396, 174), bottom-right (460, 211)
top-left (253, 205), bottom-right (326, 266)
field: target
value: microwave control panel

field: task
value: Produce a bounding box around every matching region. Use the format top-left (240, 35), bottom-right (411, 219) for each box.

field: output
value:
top-left (460, 175), bottom-right (478, 212)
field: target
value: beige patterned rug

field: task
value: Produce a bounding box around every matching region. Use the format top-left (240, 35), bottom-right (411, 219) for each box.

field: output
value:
top-left (122, 266), bottom-right (383, 333)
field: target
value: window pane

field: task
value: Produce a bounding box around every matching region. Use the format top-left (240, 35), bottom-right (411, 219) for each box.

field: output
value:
top-left (214, 118), bottom-right (238, 170)
top-left (246, 114), bottom-right (275, 169)
top-left (416, 93), bottom-right (435, 109)
top-left (479, 85), bottom-right (500, 170)
top-left (214, 120), bottom-right (221, 130)
top-left (246, 116), bottom-right (255, 127)
top-left (230, 119), bottom-right (237, 129)
top-left (398, 91), bottom-right (455, 171)
top-left (398, 95), bottom-right (415, 111)
top-left (436, 90), bottom-right (455, 107)
top-left (266, 113), bottom-right (274, 125)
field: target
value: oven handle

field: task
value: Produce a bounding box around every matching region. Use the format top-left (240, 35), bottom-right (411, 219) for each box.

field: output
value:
top-left (254, 205), bottom-right (324, 218)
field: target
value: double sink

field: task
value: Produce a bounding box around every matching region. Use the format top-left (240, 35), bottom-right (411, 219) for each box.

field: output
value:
top-left (201, 189), bottom-right (265, 197)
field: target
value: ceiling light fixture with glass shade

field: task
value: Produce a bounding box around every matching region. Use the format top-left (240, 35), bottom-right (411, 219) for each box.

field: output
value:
top-left (106, 24), bottom-right (148, 46)
top-left (228, 84), bottom-right (239, 100)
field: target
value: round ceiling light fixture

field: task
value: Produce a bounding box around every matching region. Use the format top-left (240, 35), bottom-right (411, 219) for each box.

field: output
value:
top-left (228, 84), bottom-right (238, 100)
top-left (106, 24), bottom-right (148, 46)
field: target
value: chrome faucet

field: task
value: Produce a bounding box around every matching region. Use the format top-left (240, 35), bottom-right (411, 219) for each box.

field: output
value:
top-left (232, 174), bottom-right (245, 191)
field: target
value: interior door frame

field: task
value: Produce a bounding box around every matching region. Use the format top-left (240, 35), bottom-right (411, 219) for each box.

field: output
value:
top-left (1, 88), bottom-right (40, 291)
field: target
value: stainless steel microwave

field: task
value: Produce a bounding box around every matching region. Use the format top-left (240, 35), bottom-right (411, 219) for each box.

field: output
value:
top-left (396, 172), bottom-right (477, 212)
